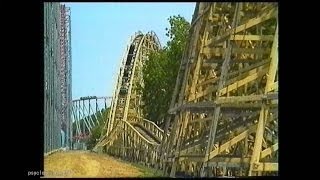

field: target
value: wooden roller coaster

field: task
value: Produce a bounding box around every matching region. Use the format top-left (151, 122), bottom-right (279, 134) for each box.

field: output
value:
top-left (96, 2), bottom-right (278, 177)
top-left (94, 31), bottom-right (163, 167)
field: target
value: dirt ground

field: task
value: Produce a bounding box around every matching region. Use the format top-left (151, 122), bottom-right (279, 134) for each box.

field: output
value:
top-left (44, 150), bottom-right (144, 178)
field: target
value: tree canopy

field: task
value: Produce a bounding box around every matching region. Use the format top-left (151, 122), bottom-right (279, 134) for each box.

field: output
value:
top-left (140, 15), bottom-right (190, 126)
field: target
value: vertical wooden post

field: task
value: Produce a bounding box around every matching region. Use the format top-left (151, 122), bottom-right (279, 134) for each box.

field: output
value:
top-left (249, 22), bottom-right (278, 176)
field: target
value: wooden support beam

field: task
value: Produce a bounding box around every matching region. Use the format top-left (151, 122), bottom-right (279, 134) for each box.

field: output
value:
top-left (205, 124), bottom-right (257, 161)
top-left (199, 59), bottom-right (270, 87)
top-left (215, 93), bottom-right (278, 104)
top-left (265, 26), bottom-right (278, 93)
top-left (169, 100), bottom-right (279, 113)
top-left (203, 47), bottom-right (271, 56)
top-left (208, 7), bottom-right (277, 46)
top-left (209, 157), bottom-right (250, 163)
top-left (218, 67), bottom-right (268, 96)
top-left (188, 6), bottom-right (212, 102)
top-left (170, 113), bottom-right (188, 177)
top-left (193, 66), bottom-right (269, 101)
top-left (205, 57), bottom-right (269, 68)
top-left (188, 110), bottom-right (262, 125)
top-left (248, 106), bottom-right (269, 175)
top-left (180, 144), bottom-right (202, 156)
top-left (222, 103), bottom-right (267, 109)
top-left (229, 35), bottom-right (274, 41)
top-left (252, 163), bottom-right (278, 171)
top-left (249, 23), bottom-right (278, 176)
top-left (178, 155), bottom-right (205, 162)
top-left (197, 76), bottom-right (219, 86)
top-left (207, 157), bottom-right (250, 167)
top-left (189, 116), bottom-right (212, 124)
top-left (203, 58), bottom-right (259, 64)
top-left (260, 143), bottom-right (278, 159)
top-left (163, 7), bottom-right (203, 172)
top-left (269, 81), bottom-right (278, 92)
top-left (180, 113), bottom-right (264, 157)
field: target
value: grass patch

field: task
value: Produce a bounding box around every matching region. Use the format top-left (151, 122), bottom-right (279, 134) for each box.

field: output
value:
top-left (131, 163), bottom-right (165, 177)
top-left (99, 154), bottom-right (166, 177)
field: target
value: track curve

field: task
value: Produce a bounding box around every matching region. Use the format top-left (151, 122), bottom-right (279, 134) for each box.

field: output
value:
top-left (95, 31), bottom-right (163, 167)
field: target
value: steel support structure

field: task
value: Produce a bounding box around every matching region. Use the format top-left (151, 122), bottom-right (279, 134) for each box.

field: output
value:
top-left (44, 2), bottom-right (72, 153)
top-left (71, 96), bottom-right (111, 149)
top-left (59, 4), bottom-right (72, 149)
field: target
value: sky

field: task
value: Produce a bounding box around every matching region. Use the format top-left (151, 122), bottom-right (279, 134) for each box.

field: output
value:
top-left (65, 2), bottom-right (196, 101)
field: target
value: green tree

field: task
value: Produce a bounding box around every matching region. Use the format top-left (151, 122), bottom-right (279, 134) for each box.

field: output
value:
top-left (72, 108), bottom-right (110, 149)
top-left (86, 108), bottom-right (110, 149)
top-left (140, 15), bottom-right (190, 126)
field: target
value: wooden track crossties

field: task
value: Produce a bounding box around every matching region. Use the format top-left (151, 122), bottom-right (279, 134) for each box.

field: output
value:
top-left (94, 31), bottom-right (164, 167)
top-left (92, 2), bottom-right (278, 177)
top-left (162, 2), bottom-right (278, 177)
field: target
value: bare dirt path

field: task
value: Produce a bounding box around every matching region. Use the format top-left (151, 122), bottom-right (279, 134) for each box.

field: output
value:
top-left (44, 150), bottom-right (144, 178)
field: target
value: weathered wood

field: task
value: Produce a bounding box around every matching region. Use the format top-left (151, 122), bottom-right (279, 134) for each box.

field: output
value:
top-left (260, 143), bottom-right (278, 159)
top-left (206, 124), bottom-right (257, 161)
top-left (198, 59), bottom-right (270, 87)
top-left (189, 7), bottom-right (212, 102)
top-left (229, 35), bottom-right (274, 41)
top-left (249, 23), bottom-right (278, 176)
top-left (179, 155), bottom-right (205, 162)
top-left (201, 6), bottom-right (243, 176)
top-left (164, 3), bottom-right (278, 177)
top-left (252, 163), bottom-right (278, 171)
top-left (192, 66), bottom-right (269, 100)
top-left (215, 93), bottom-right (278, 104)
top-left (208, 6), bottom-right (277, 46)
top-left (203, 58), bottom-right (259, 64)
top-left (269, 81), bottom-right (278, 92)
top-left (218, 67), bottom-right (268, 96)
top-left (169, 101), bottom-right (279, 113)
top-left (202, 47), bottom-right (271, 56)
top-left (95, 3), bottom-right (279, 177)
top-left (181, 117), bottom-right (259, 156)
top-left (188, 116), bottom-right (212, 124)
top-left (207, 157), bottom-right (250, 167)
top-left (265, 25), bottom-right (278, 93)
top-left (164, 4), bottom-right (206, 175)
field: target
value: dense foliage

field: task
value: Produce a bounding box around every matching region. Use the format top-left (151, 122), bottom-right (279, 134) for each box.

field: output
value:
top-left (86, 108), bottom-right (109, 149)
top-left (140, 15), bottom-right (190, 126)
top-left (72, 108), bottom-right (109, 149)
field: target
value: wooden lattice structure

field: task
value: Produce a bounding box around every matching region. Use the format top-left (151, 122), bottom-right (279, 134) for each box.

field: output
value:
top-left (160, 2), bottom-right (278, 177)
top-left (92, 2), bottom-right (278, 177)
top-left (95, 32), bottom-right (165, 167)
